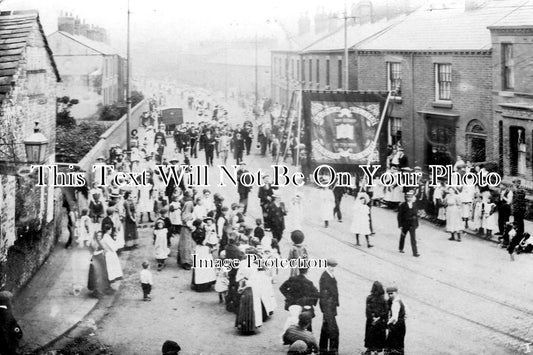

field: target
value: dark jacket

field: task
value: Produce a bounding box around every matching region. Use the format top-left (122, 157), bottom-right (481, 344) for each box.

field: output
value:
top-left (397, 202), bottom-right (419, 229)
top-left (258, 184), bottom-right (276, 205)
top-left (319, 271), bottom-right (339, 316)
top-left (266, 201), bottom-right (287, 231)
top-left (0, 307), bottom-right (22, 355)
top-left (279, 274), bottom-right (319, 310)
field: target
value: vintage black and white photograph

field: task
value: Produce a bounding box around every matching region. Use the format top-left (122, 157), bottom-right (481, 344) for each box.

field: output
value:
top-left (0, 0), bottom-right (532, 354)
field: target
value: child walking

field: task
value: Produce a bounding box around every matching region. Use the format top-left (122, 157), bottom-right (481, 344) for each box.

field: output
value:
top-left (154, 220), bottom-right (170, 271)
top-left (140, 261), bottom-right (153, 301)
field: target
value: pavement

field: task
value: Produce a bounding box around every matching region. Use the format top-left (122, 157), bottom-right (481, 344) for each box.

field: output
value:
top-left (12, 211), bottom-right (98, 353)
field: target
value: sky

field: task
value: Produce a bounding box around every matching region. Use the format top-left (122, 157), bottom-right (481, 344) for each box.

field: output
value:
top-left (1, 0), bottom-right (352, 49)
top-left (0, 0), bottom-right (435, 76)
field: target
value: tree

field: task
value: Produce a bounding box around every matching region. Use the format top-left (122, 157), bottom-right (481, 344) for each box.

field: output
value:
top-left (56, 96), bottom-right (79, 128)
top-left (99, 103), bottom-right (127, 121)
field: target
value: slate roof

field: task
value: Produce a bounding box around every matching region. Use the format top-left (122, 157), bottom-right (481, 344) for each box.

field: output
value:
top-left (51, 30), bottom-right (126, 58)
top-left (488, 0), bottom-right (533, 28)
top-left (357, 0), bottom-right (533, 52)
top-left (301, 16), bottom-right (406, 53)
top-left (0, 10), bottom-right (60, 96)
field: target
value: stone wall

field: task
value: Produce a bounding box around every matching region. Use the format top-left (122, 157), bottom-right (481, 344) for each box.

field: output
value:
top-left (0, 19), bottom-right (60, 292)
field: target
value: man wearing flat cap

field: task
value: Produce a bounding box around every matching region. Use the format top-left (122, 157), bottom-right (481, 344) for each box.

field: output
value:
top-left (385, 286), bottom-right (406, 355)
top-left (0, 291), bottom-right (22, 355)
top-left (319, 259), bottom-right (339, 355)
top-left (397, 190), bottom-right (420, 257)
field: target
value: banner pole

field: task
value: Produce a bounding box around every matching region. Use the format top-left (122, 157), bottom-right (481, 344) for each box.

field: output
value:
top-left (295, 90), bottom-right (303, 167)
top-left (276, 90), bottom-right (296, 164)
top-left (367, 91), bottom-right (391, 165)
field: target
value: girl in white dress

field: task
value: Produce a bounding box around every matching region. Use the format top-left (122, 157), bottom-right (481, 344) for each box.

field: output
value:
top-left (350, 195), bottom-right (373, 247)
top-left (471, 194), bottom-right (484, 233)
top-left (290, 193), bottom-right (304, 230)
top-left (154, 220), bottom-right (170, 270)
top-left (445, 187), bottom-right (463, 241)
top-left (483, 196), bottom-right (498, 239)
top-left (318, 184), bottom-right (334, 228)
top-left (77, 209), bottom-right (92, 247)
top-left (111, 207), bottom-right (125, 250)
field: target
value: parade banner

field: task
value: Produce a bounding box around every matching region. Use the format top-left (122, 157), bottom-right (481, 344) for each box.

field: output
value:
top-left (301, 90), bottom-right (390, 169)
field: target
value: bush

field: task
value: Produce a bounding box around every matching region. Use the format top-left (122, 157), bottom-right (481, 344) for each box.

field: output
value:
top-left (57, 96), bottom-right (79, 128)
top-left (131, 90), bottom-right (144, 107)
top-left (56, 122), bottom-right (108, 163)
top-left (99, 104), bottom-right (127, 121)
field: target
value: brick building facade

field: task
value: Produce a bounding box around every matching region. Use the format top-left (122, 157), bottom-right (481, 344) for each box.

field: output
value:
top-left (0, 10), bottom-right (61, 291)
top-left (357, 50), bottom-right (493, 167)
top-left (271, 2), bottom-right (533, 171)
top-left (489, 5), bottom-right (533, 186)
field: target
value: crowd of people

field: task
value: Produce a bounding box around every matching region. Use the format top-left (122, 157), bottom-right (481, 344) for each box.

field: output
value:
top-left (7, 83), bottom-right (531, 355)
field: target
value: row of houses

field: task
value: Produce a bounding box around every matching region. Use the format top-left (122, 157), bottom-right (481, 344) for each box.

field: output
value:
top-left (271, 0), bottom-right (533, 185)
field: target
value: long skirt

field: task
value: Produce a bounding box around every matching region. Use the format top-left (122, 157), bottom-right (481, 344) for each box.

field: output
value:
top-left (191, 269), bottom-right (215, 292)
top-left (365, 319), bottom-right (387, 350)
top-left (87, 253), bottom-right (110, 295)
top-left (124, 219), bottom-right (138, 247)
top-left (235, 287), bottom-right (257, 333)
top-left (226, 269), bottom-right (240, 313)
top-left (177, 227), bottom-right (194, 267)
top-left (446, 206), bottom-right (463, 232)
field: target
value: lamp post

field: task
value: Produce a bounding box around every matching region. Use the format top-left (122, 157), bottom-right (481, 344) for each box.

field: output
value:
top-left (24, 122), bottom-right (49, 164)
top-left (0, 122), bottom-right (49, 176)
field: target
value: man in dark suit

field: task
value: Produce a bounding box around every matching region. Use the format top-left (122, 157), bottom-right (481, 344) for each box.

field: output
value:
top-left (266, 192), bottom-right (287, 242)
top-left (319, 259), bottom-right (339, 355)
top-left (397, 190), bottom-right (420, 257)
top-left (258, 175), bottom-right (277, 227)
top-left (237, 166), bottom-right (252, 215)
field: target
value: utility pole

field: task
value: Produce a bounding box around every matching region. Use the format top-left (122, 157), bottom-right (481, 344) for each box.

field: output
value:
top-left (337, 2), bottom-right (357, 90)
top-left (126, 0), bottom-right (132, 151)
top-left (254, 33), bottom-right (259, 118)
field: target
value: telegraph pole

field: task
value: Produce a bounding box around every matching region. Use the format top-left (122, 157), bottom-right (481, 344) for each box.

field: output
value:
top-left (254, 33), bottom-right (259, 118)
top-left (126, 0), bottom-right (132, 151)
top-left (336, 2), bottom-right (357, 90)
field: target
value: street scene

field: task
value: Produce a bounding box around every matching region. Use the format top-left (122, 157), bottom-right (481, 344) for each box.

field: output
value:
top-left (1, 0), bottom-right (533, 355)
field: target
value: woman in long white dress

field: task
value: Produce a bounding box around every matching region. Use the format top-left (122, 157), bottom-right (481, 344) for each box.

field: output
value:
top-left (318, 184), bottom-right (334, 228)
top-left (137, 183), bottom-right (153, 223)
top-left (350, 195), bottom-right (373, 248)
top-left (101, 226), bottom-right (123, 283)
top-left (445, 187), bottom-right (463, 242)
top-left (290, 193), bottom-right (304, 230)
